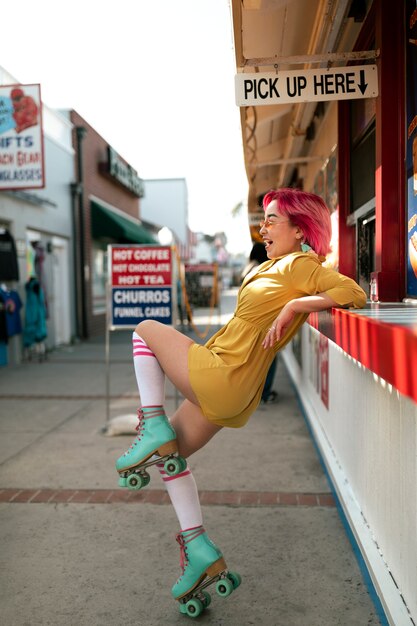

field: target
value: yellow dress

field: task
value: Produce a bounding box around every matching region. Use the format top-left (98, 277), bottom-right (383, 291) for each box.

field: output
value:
top-left (188, 252), bottom-right (367, 428)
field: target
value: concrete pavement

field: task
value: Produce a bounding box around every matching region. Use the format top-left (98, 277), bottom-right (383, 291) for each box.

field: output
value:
top-left (0, 290), bottom-right (380, 625)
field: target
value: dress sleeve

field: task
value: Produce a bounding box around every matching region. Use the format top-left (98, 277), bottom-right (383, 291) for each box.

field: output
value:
top-left (290, 255), bottom-right (367, 308)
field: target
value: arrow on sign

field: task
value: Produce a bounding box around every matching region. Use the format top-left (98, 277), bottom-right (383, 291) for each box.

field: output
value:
top-left (357, 69), bottom-right (368, 95)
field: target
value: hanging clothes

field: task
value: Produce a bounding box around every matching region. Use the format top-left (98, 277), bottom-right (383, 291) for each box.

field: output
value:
top-left (32, 242), bottom-right (49, 316)
top-left (26, 243), bottom-right (36, 278)
top-left (0, 229), bottom-right (19, 281)
top-left (0, 286), bottom-right (23, 338)
top-left (0, 291), bottom-right (8, 366)
top-left (23, 277), bottom-right (47, 348)
top-left (0, 291), bottom-right (8, 342)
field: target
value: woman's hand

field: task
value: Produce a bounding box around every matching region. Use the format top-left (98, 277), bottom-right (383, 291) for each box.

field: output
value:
top-left (262, 293), bottom-right (339, 349)
top-left (262, 302), bottom-right (296, 349)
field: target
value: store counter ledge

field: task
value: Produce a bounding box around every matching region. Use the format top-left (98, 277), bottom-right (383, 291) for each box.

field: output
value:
top-left (308, 302), bottom-right (417, 406)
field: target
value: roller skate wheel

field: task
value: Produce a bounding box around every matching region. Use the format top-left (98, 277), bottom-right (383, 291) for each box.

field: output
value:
top-left (118, 476), bottom-right (128, 488)
top-left (215, 576), bottom-right (234, 597)
top-left (201, 591), bottom-right (211, 608)
top-left (228, 571), bottom-right (242, 589)
top-left (164, 457), bottom-right (182, 476)
top-left (184, 598), bottom-right (203, 618)
top-left (141, 473), bottom-right (151, 488)
top-left (178, 456), bottom-right (188, 472)
top-left (126, 472), bottom-right (150, 490)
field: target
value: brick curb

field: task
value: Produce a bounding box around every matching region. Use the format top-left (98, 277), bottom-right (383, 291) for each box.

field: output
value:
top-left (0, 488), bottom-right (336, 507)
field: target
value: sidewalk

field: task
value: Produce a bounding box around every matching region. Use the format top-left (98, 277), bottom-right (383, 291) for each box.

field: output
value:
top-left (0, 290), bottom-right (379, 625)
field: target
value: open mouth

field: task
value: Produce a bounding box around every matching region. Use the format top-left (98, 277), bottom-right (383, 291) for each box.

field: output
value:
top-left (263, 239), bottom-right (273, 250)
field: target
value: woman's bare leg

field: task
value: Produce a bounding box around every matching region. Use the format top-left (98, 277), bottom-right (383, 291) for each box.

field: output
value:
top-left (134, 319), bottom-right (201, 405)
top-left (155, 399), bottom-right (221, 532)
top-left (134, 319), bottom-right (222, 455)
top-left (170, 399), bottom-right (222, 458)
top-left (127, 322), bottom-right (225, 567)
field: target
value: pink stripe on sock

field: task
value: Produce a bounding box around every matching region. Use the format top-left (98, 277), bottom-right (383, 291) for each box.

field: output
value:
top-left (132, 338), bottom-right (156, 358)
top-left (161, 470), bottom-right (191, 482)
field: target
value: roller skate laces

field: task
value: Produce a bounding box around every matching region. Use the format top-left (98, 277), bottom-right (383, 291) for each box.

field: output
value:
top-left (123, 408), bottom-right (163, 457)
top-left (116, 407), bottom-right (186, 489)
top-left (173, 527), bottom-right (242, 618)
top-left (176, 527), bottom-right (206, 582)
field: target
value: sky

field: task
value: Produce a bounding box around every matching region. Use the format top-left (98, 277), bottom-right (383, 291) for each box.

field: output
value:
top-left (1, 0), bottom-right (252, 255)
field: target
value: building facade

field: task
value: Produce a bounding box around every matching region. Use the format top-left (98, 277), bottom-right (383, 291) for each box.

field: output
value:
top-left (0, 67), bottom-right (76, 364)
top-left (231, 2), bottom-right (417, 623)
top-left (140, 178), bottom-right (192, 260)
top-left (66, 110), bottom-right (156, 339)
top-left (0, 65), bottom-right (158, 366)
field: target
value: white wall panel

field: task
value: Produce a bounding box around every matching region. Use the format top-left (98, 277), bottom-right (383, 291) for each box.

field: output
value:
top-left (284, 325), bottom-right (417, 625)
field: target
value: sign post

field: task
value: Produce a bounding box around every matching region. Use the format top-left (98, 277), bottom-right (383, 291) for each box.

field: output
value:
top-left (105, 244), bottom-right (176, 425)
top-left (235, 65), bottom-right (378, 107)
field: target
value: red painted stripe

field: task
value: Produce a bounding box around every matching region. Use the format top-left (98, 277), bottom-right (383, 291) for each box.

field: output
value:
top-left (133, 351), bottom-right (156, 357)
top-left (309, 309), bottom-right (417, 405)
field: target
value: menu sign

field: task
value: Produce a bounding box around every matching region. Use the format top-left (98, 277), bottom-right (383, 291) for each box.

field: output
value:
top-left (108, 245), bottom-right (173, 328)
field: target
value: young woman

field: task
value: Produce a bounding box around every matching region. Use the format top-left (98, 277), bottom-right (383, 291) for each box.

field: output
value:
top-left (115, 188), bottom-right (367, 615)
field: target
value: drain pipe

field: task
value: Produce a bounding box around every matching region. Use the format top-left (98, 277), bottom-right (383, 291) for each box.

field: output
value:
top-left (70, 181), bottom-right (83, 340)
top-left (75, 126), bottom-right (88, 338)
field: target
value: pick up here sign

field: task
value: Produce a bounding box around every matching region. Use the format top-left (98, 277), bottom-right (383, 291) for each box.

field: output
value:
top-left (235, 65), bottom-right (378, 106)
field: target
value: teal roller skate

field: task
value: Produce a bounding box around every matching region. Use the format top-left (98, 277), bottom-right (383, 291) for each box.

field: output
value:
top-left (172, 527), bottom-right (241, 618)
top-left (116, 407), bottom-right (187, 490)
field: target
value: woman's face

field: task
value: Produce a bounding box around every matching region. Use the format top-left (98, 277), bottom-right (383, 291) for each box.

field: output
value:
top-left (259, 199), bottom-right (303, 259)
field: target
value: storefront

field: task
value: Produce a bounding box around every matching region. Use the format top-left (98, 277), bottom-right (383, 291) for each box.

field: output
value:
top-left (0, 67), bottom-right (157, 364)
top-left (68, 111), bottom-right (156, 338)
top-left (0, 69), bottom-right (76, 364)
top-left (231, 1), bottom-right (416, 623)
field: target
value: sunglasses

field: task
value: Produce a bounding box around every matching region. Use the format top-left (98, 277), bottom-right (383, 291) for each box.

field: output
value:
top-left (259, 217), bottom-right (290, 228)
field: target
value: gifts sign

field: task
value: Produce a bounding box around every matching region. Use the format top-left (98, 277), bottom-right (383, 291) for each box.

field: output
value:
top-left (0, 84), bottom-right (45, 190)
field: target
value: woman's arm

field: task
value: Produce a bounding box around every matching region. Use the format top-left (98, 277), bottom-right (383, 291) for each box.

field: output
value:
top-left (262, 292), bottom-right (338, 348)
top-left (290, 255), bottom-right (367, 309)
top-left (262, 256), bottom-right (367, 349)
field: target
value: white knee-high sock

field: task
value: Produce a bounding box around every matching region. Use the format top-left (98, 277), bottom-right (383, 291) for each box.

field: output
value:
top-left (132, 331), bottom-right (165, 407)
top-left (156, 461), bottom-right (203, 531)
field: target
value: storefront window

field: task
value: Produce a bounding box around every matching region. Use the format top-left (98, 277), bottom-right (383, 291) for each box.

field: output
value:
top-left (350, 121), bottom-right (376, 214)
top-left (349, 95), bottom-right (376, 297)
top-left (92, 242), bottom-right (107, 315)
top-left (357, 212), bottom-right (376, 294)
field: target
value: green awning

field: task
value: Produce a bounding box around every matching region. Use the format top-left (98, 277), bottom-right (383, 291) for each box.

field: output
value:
top-left (91, 201), bottom-right (157, 244)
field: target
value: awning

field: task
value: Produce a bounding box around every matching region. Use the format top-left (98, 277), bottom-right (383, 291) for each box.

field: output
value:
top-left (91, 201), bottom-right (157, 244)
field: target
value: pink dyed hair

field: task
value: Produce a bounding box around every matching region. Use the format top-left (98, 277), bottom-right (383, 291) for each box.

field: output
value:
top-left (263, 188), bottom-right (332, 257)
